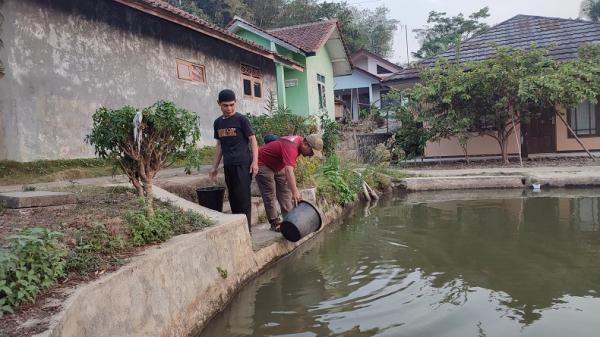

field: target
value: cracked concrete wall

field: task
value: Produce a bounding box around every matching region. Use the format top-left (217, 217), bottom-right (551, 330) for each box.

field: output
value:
top-left (0, 0), bottom-right (276, 161)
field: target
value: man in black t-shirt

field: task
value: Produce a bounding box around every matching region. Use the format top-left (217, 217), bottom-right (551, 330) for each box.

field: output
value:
top-left (209, 89), bottom-right (258, 231)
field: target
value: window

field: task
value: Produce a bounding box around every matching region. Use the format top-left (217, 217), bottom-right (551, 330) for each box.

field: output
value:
top-left (377, 65), bottom-right (392, 74)
top-left (241, 64), bottom-right (262, 98)
top-left (176, 59), bottom-right (205, 83)
top-left (317, 74), bottom-right (326, 109)
top-left (569, 100), bottom-right (599, 136)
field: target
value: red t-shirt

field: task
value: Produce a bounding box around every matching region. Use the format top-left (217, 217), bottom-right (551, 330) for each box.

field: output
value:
top-left (258, 135), bottom-right (304, 172)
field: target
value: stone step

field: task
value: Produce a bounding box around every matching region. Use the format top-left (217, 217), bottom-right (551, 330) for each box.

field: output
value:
top-left (0, 191), bottom-right (77, 209)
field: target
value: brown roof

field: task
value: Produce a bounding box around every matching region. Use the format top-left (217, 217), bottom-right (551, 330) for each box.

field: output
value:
top-left (268, 20), bottom-right (339, 53)
top-left (112, 0), bottom-right (303, 70)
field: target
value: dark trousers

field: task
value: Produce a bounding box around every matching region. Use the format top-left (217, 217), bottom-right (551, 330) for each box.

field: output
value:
top-left (224, 164), bottom-right (252, 231)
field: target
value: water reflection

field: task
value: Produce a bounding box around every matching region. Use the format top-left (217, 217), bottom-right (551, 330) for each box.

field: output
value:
top-left (198, 190), bottom-right (600, 337)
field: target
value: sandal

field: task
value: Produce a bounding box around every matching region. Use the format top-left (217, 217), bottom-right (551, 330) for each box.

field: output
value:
top-left (269, 223), bottom-right (282, 232)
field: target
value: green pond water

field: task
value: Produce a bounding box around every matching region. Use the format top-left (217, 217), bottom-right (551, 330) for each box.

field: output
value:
top-left (198, 190), bottom-right (600, 337)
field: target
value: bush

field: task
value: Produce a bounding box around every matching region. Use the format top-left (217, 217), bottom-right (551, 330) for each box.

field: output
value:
top-left (319, 113), bottom-right (339, 157)
top-left (0, 228), bottom-right (66, 316)
top-left (295, 156), bottom-right (320, 188)
top-left (86, 101), bottom-right (201, 211)
top-left (126, 208), bottom-right (175, 246)
top-left (316, 156), bottom-right (363, 206)
top-left (65, 224), bottom-right (127, 274)
top-left (247, 109), bottom-right (317, 145)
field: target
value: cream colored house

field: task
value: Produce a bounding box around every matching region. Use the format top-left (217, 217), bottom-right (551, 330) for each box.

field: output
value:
top-left (383, 15), bottom-right (600, 158)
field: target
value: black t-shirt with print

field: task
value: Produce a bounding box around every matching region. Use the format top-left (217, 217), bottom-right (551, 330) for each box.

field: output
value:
top-left (213, 112), bottom-right (254, 166)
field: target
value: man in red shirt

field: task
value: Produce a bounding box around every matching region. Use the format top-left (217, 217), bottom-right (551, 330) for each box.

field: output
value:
top-left (256, 134), bottom-right (323, 231)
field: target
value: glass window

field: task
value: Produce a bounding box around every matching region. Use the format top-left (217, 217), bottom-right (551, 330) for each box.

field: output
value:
top-left (569, 101), bottom-right (597, 136)
top-left (176, 59), bottom-right (205, 83)
top-left (253, 82), bottom-right (262, 98)
top-left (317, 74), bottom-right (326, 109)
top-left (243, 79), bottom-right (252, 96)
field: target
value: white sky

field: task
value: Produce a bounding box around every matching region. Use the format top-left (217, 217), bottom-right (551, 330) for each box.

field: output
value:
top-left (347, 0), bottom-right (582, 64)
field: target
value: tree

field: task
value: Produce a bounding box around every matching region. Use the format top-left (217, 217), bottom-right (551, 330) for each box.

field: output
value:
top-left (413, 7), bottom-right (490, 59)
top-left (86, 101), bottom-right (200, 213)
top-left (409, 59), bottom-right (475, 162)
top-left (358, 6), bottom-right (399, 58)
top-left (166, 0), bottom-right (210, 21)
top-left (410, 45), bottom-right (561, 164)
top-left (580, 0), bottom-right (600, 22)
top-left (520, 44), bottom-right (600, 158)
top-left (168, 0), bottom-right (398, 57)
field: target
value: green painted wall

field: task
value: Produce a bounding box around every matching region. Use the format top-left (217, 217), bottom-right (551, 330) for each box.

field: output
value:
top-left (283, 67), bottom-right (309, 116)
top-left (237, 30), bottom-right (271, 50)
top-left (233, 27), bottom-right (336, 120)
top-left (306, 47), bottom-right (335, 120)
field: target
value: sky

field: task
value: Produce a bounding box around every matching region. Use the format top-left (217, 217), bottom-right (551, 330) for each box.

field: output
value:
top-left (349, 0), bottom-right (582, 64)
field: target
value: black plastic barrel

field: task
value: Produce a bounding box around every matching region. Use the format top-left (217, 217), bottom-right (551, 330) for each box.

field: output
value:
top-left (281, 201), bottom-right (322, 242)
top-left (196, 186), bottom-right (226, 212)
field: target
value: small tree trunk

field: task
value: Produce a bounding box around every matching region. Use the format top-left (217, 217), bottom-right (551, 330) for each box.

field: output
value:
top-left (131, 178), bottom-right (144, 197)
top-left (461, 144), bottom-right (470, 164)
top-left (142, 178), bottom-right (154, 215)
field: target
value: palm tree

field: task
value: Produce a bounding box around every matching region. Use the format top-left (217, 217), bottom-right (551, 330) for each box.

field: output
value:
top-left (580, 0), bottom-right (600, 22)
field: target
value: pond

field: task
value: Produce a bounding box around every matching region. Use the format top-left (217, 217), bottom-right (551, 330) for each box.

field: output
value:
top-left (198, 189), bottom-right (600, 337)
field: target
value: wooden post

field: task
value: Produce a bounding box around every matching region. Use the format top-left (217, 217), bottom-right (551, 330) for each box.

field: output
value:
top-left (555, 111), bottom-right (596, 161)
top-left (510, 112), bottom-right (523, 167)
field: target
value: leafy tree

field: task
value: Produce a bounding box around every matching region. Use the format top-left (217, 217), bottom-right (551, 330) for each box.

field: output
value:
top-left (413, 7), bottom-right (490, 59)
top-left (520, 44), bottom-right (600, 157)
top-left (169, 0), bottom-right (398, 57)
top-left (358, 6), bottom-right (399, 58)
top-left (408, 61), bottom-right (475, 161)
top-left (86, 101), bottom-right (200, 213)
top-left (166, 0), bottom-right (210, 21)
top-left (580, 0), bottom-right (600, 22)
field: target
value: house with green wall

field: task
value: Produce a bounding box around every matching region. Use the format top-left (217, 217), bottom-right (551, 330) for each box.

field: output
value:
top-left (227, 17), bottom-right (352, 120)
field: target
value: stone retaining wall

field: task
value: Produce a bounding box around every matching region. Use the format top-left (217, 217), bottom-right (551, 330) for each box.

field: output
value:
top-left (41, 186), bottom-right (339, 337)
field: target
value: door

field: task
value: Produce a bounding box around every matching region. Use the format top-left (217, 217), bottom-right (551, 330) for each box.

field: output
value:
top-left (526, 109), bottom-right (556, 154)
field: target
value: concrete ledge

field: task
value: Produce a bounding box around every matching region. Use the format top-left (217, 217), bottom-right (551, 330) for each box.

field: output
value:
top-left (41, 187), bottom-right (339, 337)
top-left (399, 176), bottom-right (526, 191)
top-left (0, 191), bottom-right (76, 208)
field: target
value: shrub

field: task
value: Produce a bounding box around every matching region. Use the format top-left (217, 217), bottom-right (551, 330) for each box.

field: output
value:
top-left (86, 101), bottom-right (201, 212)
top-left (316, 156), bottom-right (362, 206)
top-left (319, 113), bottom-right (339, 157)
top-left (0, 228), bottom-right (66, 316)
top-left (247, 109), bottom-right (317, 145)
top-left (295, 156), bottom-right (320, 188)
top-left (126, 208), bottom-right (175, 246)
top-left (65, 224), bottom-right (127, 274)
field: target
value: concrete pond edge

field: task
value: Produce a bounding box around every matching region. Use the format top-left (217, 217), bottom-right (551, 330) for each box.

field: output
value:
top-left (38, 186), bottom-right (343, 337)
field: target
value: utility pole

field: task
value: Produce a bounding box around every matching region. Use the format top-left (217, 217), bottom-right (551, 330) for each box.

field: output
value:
top-left (405, 25), bottom-right (410, 65)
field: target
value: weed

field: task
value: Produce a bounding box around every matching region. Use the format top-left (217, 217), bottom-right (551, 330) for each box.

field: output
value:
top-left (217, 267), bottom-right (228, 279)
top-left (126, 208), bottom-right (174, 246)
top-left (0, 228), bottom-right (66, 316)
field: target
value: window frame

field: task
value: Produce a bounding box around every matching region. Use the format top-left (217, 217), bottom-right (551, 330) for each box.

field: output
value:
top-left (241, 63), bottom-right (262, 99)
top-left (176, 58), bottom-right (206, 83)
top-left (317, 73), bottom-right (326, 110)
top-left (567, 100), bottom-right (600, 138)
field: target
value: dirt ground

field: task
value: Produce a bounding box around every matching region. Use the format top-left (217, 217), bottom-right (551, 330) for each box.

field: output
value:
top-left (0, 185), bottom-right (209, 337)
top-left (398, 156), bottom-right (600, 170)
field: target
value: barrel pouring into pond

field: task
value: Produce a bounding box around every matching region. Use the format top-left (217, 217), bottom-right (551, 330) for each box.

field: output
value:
top-left (281, 200), bottom-right (322, 242)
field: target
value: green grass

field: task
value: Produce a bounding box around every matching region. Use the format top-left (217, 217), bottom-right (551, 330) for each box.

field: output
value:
top-left (0, 147), bottom-right (215, 186)
top-left (0, 159), bottom-right (116, 186)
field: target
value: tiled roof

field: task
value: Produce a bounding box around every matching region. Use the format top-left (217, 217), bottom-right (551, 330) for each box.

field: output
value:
top-left (113, 0), bottom-right (303, 69)
top-left (268, 20), bottom-right (339, 53)
top-left (384, 15), bottom-right (600, 83)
